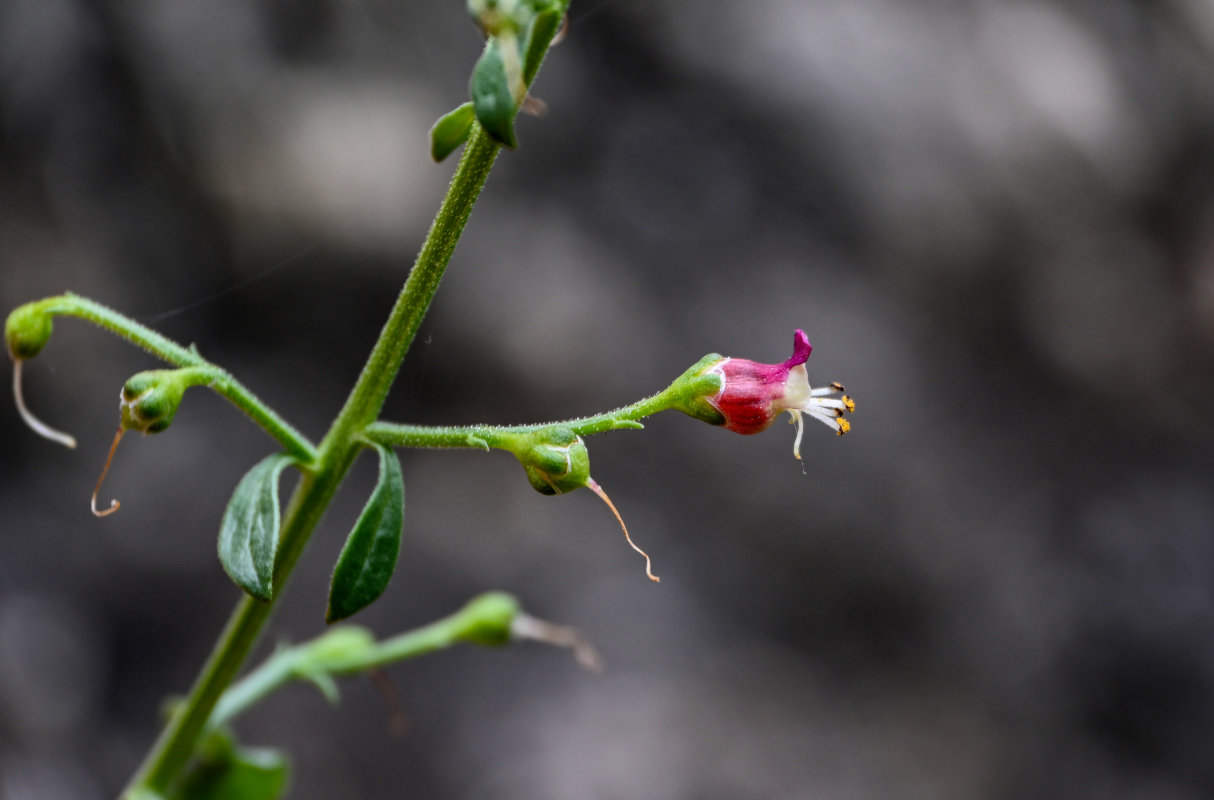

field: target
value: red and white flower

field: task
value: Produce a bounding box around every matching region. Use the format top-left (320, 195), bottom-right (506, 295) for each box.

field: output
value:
top-left (704, 329), bottom-right (853, 458)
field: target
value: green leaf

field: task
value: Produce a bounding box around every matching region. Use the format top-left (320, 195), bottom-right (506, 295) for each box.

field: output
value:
top-left (326, 443), bottom-right (404, 623)
top-left (430, 102), bottom-right (477, 162)
top-left (173, 745), bottom-right (288, 800)
top-left (470, 38), bottom-right (519, 147)
top-left (218, 454), bottom-right (294, 602)
top-left (521, 6), bottom-right (562, 85)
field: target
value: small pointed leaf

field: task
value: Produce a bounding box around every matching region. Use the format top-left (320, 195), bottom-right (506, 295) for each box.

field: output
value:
top-left (218, 454), bottom-right (294, 602)
top-left (430, 102), bottom-right (476, 162)
top-left (297, 669), bottom-right (341, 705)
top-left (521, 7), bottom-right (562, 85)
top-left (326, 443), bottom-right (404, 623)
top-left (470, 38), bottom-right (519, 147)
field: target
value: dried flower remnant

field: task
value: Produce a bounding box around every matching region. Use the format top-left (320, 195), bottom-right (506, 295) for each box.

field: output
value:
top-left (508, 427), bottom-right (660, 582)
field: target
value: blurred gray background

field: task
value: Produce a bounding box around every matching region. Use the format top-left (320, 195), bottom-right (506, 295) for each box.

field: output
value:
top-left (3, 0), bottom-right (1214, 797)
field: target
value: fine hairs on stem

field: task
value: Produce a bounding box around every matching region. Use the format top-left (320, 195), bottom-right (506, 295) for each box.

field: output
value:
top-left (91, 427), bottom-right (125, 517)
top-left (12, 359), bottom-right (77, 449)
top-left (586, 477), bottom-right (659, 583)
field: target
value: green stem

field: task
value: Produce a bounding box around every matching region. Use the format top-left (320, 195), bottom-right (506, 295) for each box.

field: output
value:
top-left (124, 467), bottom-right (342, 794)
top-left (27, 295), bottom-right (316, 462)
top-left (207, 592), bottom-right (596, 732)
top-left (123, 123), bottom-right (505, 798)
top-left (321, 125), bottom-right (500, 452)
top-left (44, 294), bottom-right (206, 366)
top-left (208, 611), bottom-right (474, 731)
top-left (113, 0), bottom-right (577, 786)
top-left (364, 388), bottom-right (677, 450)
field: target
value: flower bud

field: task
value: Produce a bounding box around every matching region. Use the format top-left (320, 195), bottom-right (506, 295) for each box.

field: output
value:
top-left (5, 302), bottom-right (54, 360)
top-left (685, 330), bottom-right (855, 459)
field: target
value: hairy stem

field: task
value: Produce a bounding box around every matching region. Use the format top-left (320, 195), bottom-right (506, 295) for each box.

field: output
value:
top-left (20, 295), bottom-right (316, 462)
top-left (321, 125), bottom-right (500, 450)
top-left (364, 388), bottom-right (679, 450)
top-left (123, 123), bottom-right (504, 797)
top-left (208, 610), bottom-right (476, 731)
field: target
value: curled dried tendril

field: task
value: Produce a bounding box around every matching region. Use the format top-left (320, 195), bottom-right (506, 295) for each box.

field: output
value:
top-left (90, 427), bottom-right (125, 517)
top-left (12, 359), bottom-right (77, 449)
top-left (586, 477), bottom-right (659, 583)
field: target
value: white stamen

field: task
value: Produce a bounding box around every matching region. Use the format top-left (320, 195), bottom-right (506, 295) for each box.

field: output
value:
top-left (804, 407), bottom-right (844, 431)
top-left (13, 359), bottom-right (77, 449)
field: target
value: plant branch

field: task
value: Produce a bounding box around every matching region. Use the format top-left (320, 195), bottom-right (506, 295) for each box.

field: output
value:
top-left (320, 124), bottom-right (500, 453)
top-left (120, 7), bottom-right (569, 793)
top-left (363, 389), bottom-right (680, 451)
top-left (18, 295), bottom-right (316, 462)
top-left (208, 592), bottom-right (600, 732)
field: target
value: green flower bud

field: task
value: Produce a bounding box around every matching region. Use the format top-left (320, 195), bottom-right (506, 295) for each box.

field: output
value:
top-left (507, 425), bottom-right (591, 496)
top-left (5, 302), bottom-right (54, 360)
top-left (453, 592), bottom-right (521, 648)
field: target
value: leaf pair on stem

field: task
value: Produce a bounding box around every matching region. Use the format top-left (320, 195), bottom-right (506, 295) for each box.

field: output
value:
top-left (218, 444), bottom-right (403, 623)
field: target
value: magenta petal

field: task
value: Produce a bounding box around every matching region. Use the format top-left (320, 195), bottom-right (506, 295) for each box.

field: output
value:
top-left (783, 329), bottom-right (812, 368)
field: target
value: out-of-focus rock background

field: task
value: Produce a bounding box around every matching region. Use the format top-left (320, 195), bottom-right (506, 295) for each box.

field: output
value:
top-left (3, 0), bottom-right (1214, 797)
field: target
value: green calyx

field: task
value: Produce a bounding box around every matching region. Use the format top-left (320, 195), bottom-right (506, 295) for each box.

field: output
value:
top-left (5, 301), bottom-right (55, 360)
top-left (664, 353), bottom-right (727, 426)
top-left (452, 592), bottom-right (521, 648)
top-left (121, 367), bottom-right (213, 434)
top-left (501, 425), bottom-right (591, 495)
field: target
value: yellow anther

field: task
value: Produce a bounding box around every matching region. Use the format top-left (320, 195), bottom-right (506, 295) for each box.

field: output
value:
top-left (842, 396), bottom-right (855, 413)
top-left (836, 418), bottom-right (851, 435)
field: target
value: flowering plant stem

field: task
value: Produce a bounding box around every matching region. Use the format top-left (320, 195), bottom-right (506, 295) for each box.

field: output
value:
top-left (13, 295), bottom-right (317, 462)
top-left (123, 124), bottom-right (502, 798)
top-left (364, 394), bottom-right (669, 450)
top-left (207, 594), bottom-right (509, 733)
